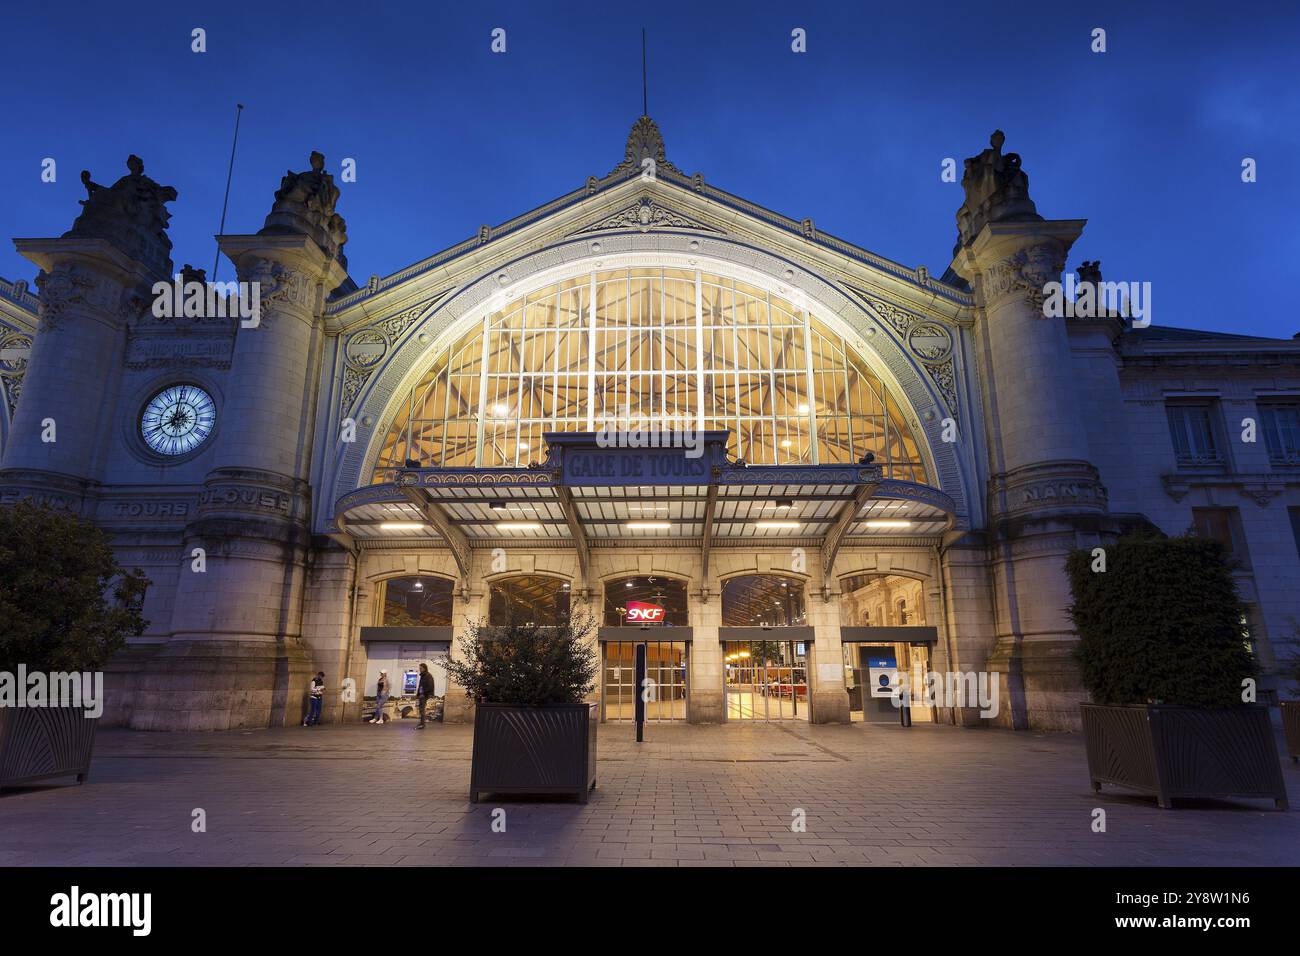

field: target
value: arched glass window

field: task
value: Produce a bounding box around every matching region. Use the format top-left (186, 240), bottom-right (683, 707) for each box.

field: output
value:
top-left (380, 576), bottom-right (454, 626)
top-left (603, 575), bottom-right (688, 626)
top-left (372, 268), bottom-right (928, 481)
top-left (488, 575), bottom-right (571, 626)
top-left (841, 573), bottom-right (927, 627)
top-left (721, 574), bottom-right (806, 627)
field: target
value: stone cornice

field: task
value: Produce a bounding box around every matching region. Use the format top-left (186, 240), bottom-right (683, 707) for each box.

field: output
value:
top-left (1160, 470), bottom-right (1299, 506)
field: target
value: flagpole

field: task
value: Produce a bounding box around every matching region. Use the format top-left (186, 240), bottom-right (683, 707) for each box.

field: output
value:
top-left (212, 103), bottom-right (244, 282)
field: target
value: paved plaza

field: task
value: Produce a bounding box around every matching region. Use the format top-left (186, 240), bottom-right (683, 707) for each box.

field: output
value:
top-left (1, 720), bottom-right (1297, 866)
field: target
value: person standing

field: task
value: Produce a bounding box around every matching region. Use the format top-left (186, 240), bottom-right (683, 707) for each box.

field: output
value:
top-left (304, 672), bottom-right (324, 727)
top-left (370, 670), bottom-right (390, 724)
top-left (416, 663), bottom-right (436, 729)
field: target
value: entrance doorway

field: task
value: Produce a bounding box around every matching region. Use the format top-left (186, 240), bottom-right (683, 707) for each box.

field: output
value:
top-left (602, 641), bottom-right (688, 722)
top-left (723, 639), bottom-right (808, 720)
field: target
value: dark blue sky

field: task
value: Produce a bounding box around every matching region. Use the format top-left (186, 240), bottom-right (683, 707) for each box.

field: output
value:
top-left (3, 1), bottom-right (1297, 337)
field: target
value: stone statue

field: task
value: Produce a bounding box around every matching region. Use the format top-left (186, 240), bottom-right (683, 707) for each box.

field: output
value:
top-left (954, 131), bottom-right (1042, 254)
top-left (1077, 260), bottom-right (1102, 285)
top-left (260, 151), bottom-right (348, 267)
top-left (66, 155), bottom-right (178, 275)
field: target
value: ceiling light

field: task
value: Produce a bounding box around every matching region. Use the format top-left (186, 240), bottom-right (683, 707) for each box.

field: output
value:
top-left (626, 521), bottom-right (671, 530)
top-left (864, 519), bottom-right (913, 529)
top-left (780, 439), bottom-right (792, 448)
top-left (625, 581), bottom-right (634, 588)
top-left (496, 522), bottom-right (542, 531)
top-left (797, 403), bottom-right (809, 414)
top-left (490, 403), bottom-right (510, 417)
top-left (379, 522), bottom-right (424, 531)
top-left (755, 521), bottom-right (800, 529)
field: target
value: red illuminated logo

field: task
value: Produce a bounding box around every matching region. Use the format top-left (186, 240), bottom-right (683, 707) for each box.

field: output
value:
top-left (625, 601), bottom-right (666, 623)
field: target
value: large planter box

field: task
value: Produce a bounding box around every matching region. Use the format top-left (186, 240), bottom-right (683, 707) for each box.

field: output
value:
top-left (1282, 701), bottom-right (1300, 763)
top-left (0, 705), bottom-right (97, 789)
top-left (469, 702), bottom-right (596, 803)
top-left (1081, 703), bottom-right (1288, 809)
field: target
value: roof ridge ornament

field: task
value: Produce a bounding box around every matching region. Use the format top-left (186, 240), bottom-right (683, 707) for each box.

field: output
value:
top-left (611, 115), bottom-right (681, 177)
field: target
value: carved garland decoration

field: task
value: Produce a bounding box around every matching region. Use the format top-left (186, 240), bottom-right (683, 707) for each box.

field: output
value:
top-left (575, 198), bottom-right (721, 235)
top-left (847, 287), bottom-right (959, 415)
top-left (339, 290), bottom-right (451, 416)
top-left (0, 327), bottom-right (31, 417)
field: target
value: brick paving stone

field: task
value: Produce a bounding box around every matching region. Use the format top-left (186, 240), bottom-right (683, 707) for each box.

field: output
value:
top-left (0, 721), bottom-right (1296, 866)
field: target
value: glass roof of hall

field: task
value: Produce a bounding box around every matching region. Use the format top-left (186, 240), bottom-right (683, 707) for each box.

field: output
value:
top-left (371, 268), bottom-right (929, 484)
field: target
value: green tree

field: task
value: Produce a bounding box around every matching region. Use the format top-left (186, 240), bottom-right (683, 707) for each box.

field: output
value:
top-left (0, 501), bottom-right (149, 672)
top-left (1067, 532), bottom-right (1255, 708)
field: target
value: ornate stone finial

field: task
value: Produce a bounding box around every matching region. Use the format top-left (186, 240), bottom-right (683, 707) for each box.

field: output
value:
top-left (610, 115), bottom-right (681, 177)
top-left (65, 155), bottom-right (178, 275)
top-left (260, 151), bottom-right (349, 267)
top-left (953, 130), bottom-right (1042, 254)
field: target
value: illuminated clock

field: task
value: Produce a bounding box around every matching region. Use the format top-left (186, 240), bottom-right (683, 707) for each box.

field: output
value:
top-left (140, 384), bottom-right (216, 456)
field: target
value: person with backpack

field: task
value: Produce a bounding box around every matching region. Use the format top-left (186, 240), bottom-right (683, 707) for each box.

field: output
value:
top-left (416, 662), bottom-right (436, 729)
top-left (304, 672), bottom-right (325, 726)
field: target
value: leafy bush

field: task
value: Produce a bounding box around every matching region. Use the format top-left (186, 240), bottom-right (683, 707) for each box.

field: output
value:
top-left (1066, 533), bottom-right (1255, 708)
top-left (440, 612), bottom-right (597, 706)
top-left (0, 501), bottom-right (149, 672)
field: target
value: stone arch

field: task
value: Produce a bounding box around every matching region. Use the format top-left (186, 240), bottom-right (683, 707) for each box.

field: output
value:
top-left (325, 233), bottom-right (975, 527)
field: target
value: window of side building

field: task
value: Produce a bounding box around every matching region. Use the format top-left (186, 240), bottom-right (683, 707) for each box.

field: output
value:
top-left (1257, 399), bottom-right (1300, 466)
top-left (1166, 399), bottom-right (1225, 468)
top-left (1190, 506), bottom-right (1251, 571)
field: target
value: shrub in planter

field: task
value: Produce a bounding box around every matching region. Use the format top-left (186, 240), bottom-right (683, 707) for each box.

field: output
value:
top-left (442, 613), bottom-right (598, 803)
top-left (1068, 532), bottom-right (1287, 809)
top-left (0, 502), bottom-right (148, 788)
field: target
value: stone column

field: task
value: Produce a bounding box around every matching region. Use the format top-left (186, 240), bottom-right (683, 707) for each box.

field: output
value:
top-left (950, 133), bottom-right (1107, 731)
top-left (441, 573), bottom-right (486, 724)
top-left (808, 594), bottom-right (850, 723)
top-left (689, 587), bottom-right (724, 722)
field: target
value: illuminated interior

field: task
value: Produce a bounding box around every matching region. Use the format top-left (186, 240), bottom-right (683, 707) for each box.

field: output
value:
top-left (372, 268), bottom-right (928, 480)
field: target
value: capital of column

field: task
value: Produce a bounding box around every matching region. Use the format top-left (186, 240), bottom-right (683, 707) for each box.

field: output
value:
top-left (218, 233), bottom-right (349, 324)
top-left (13, 237), bottom-right (161, 333)
top-left (950, 220), bottom-right (1085, 313)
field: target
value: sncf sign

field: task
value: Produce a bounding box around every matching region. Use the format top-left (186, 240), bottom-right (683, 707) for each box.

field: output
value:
top-left (625, 601), bottom-right (666, 623)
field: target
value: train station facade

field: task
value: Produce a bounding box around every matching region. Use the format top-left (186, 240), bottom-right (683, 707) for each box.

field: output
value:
top-left (1, 117), bottom-right (1298, 732)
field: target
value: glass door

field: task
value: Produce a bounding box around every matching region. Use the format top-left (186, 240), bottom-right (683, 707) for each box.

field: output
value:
top-left (724, 640), bottom-right (808, 720)
top-left (602, 641), bottom-right (688, 722)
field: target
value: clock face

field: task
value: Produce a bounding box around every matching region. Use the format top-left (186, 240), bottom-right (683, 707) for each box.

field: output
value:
top-left (141, 384), bottom-right (216, 456)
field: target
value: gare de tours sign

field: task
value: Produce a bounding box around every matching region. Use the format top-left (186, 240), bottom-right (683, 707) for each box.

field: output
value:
top-left (548, 430), bottom-right (731, 487)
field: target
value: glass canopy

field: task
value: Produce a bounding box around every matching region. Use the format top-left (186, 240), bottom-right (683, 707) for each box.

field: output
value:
top-left (372, 268), bottom-right (928, 482)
